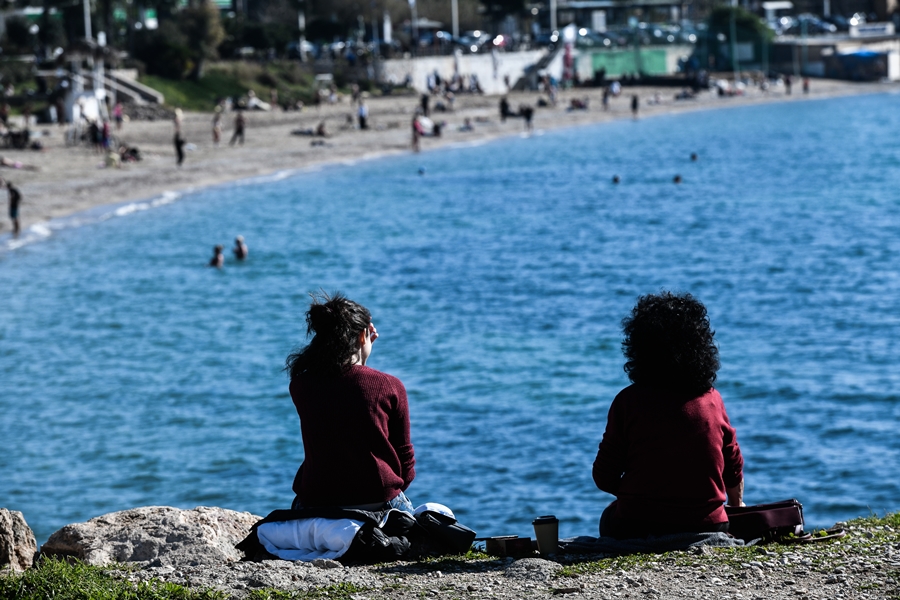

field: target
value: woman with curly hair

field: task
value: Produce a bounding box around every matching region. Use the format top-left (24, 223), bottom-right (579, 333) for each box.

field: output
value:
top-left (285, 292), bottom-right (416, 512)
top-left (592, 292), bottom-right (744, 539)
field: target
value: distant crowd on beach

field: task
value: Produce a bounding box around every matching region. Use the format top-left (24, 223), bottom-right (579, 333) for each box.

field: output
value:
top-left (0, 66), bottom-right (824, 242)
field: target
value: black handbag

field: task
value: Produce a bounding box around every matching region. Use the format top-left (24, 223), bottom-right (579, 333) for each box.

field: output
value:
top-left (415, 510), bottom-right (477, 553)
top-left (725, 499), bottom-right (805, 542)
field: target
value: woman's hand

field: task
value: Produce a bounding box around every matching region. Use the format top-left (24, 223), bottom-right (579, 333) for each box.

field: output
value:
top-left (726, 479), bottom-right (745, 507)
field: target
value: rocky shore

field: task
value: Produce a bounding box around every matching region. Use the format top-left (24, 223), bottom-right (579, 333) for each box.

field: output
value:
top-left (2, 506), bottom-right (898, 599)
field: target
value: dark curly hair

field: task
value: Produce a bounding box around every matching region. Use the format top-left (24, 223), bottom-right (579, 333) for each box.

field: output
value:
top-left (285, 291), bottom-right (372, 379)
top-left (621, 292), bottom-right (719, 396)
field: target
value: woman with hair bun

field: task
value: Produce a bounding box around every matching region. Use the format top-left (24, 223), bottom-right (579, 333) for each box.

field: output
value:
top-left (285, 292), bottom-right (416, 512)
top-left (592, 291), bottom-right (744, 539)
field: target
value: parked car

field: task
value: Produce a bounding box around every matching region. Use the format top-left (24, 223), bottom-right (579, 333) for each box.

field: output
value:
top-left (785, 14), bottom-right (838, 35)
top-left (286, 40), bottom-right (319, 60)
top-left (457, 30), bottom-right (492, 53)
top-left (534, 30), bottom-right (560, 49)
top-left (575, 28), bottom-right (613, 48)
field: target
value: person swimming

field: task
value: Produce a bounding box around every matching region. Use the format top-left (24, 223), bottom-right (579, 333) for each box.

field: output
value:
top-left (209, 245), bottom-right (224, 268)
top-left (233, 236), bottom-right (248, 260)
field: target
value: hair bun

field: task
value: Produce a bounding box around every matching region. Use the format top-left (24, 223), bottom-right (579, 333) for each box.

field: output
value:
top-left (308, 303), bottom-right (336, 332)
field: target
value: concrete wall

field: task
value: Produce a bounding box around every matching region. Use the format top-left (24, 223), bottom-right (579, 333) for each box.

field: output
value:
top-left (381, 50), bottom-right (563, 95)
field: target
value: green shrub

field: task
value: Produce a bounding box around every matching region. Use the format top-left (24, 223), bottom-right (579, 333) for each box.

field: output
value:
top-left (0, 557), bottom-right (225, 600)
top-left (134, 22), bottom-right (191, 79)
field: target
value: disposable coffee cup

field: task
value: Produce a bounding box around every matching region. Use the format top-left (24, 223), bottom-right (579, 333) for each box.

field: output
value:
top-left (532, 515), bottom-right (559, 556)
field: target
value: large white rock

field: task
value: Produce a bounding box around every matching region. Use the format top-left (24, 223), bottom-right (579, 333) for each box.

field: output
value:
top-left (41, 506), bottom-right (260, 567)
top-left (0, 508), bottom-right (38, 572)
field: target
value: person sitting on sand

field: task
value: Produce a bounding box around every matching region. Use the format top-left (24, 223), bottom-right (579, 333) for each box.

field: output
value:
top-left (0, 156), bottom-right (37, 171)
top-left (593, 292), bottom-right (744, 539)
top-left (233, 235), bottom-right (248, 260)
top-left (285, 292), bottom-right (416, 513)
top-left (209, 245), bottom-right (224, 268)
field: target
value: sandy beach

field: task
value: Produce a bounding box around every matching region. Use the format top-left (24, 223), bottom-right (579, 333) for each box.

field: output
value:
top-left (0, 77), bottom-right (895, 237)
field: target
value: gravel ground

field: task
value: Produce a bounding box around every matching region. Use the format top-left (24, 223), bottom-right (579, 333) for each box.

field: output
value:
top-left (115, 519), bottom-right (900, 599)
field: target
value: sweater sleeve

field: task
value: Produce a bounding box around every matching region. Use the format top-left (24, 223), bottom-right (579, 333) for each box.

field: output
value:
top-left (389, 379), bottom-right (416, 489)
top-left (720, 402), bottom-right (744, 488)
top-left (592, 397), bottom-right (626, 495)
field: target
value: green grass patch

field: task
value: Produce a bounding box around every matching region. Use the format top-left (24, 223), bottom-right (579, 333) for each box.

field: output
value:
top-left (139, 61), bottom-right (318, 112)
top-left (0, 557), bottom-right (224, 600)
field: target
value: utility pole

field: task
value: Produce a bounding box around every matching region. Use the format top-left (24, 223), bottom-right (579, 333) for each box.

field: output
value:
top-left (800, 18), bottom-right (808, 75)
top-left (410, 0), bottom-right (418, 56)
top-left (298, 0), bottom-right (307, 62)
top-left (83, 0), bottom-right (92, 40)
top-left (451, 0), bottom-right (459, 39)
top-left (729, 0), bottom-right (739, 78)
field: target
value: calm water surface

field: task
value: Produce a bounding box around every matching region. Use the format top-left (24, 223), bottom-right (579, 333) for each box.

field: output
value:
top-left (1, 93), bottom-right (899, 544)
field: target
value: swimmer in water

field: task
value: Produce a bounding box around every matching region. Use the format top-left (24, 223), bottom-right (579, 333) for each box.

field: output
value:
top-left (209, 245), bottom-right (224, 268)
top-left (233, 235), bottom-right (248, 260)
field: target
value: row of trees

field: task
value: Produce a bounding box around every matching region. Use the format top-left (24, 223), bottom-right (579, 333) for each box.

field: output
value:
top-left (2, 0), bottom-right (521, 80)
top-left (2, 0), bottom-right (772, 82)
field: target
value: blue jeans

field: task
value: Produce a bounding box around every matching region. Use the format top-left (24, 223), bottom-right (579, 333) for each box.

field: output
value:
top-left (291, 490), bottom-right (415, 514)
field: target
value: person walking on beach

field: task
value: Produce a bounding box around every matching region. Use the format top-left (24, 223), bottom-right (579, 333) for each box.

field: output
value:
top-left (230, 110), bottom-right (245, 146)
top-left (4, 179), bottom-right (21, 237)
top-left (520, 105), bottom-right (534, 132)
top-left (209, 245), bottom-right (224, 268)
top-left (358, 99), bottom-right (369, 130)
top-left (233, 235), bottom-right (248, 260)
top-left (500, 96), bottom-right (511, 122)
top-left (631, 94), bottom-right (639, 119)
top-left (212, 107), bottom-right (222, 146)
top-left (602, 87), bottom-right (610, 111)
top-left (174, 107), bottom-right (183, 135)
top-left (113, 102), bottom-right (124, 130)
top-left (411, 114), bottom-right (422, 152)
top-left (174, 132), bottom-right (186, 166)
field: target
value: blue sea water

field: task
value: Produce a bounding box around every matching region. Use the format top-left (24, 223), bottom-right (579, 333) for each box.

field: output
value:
top-left (1, 93), bottom-right (899, 546)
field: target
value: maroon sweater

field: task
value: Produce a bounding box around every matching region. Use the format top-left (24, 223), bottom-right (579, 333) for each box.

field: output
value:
top-left (592, 384), bottom-right (743, 527)
top-left (291, 365), bottom-right (416, 507)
